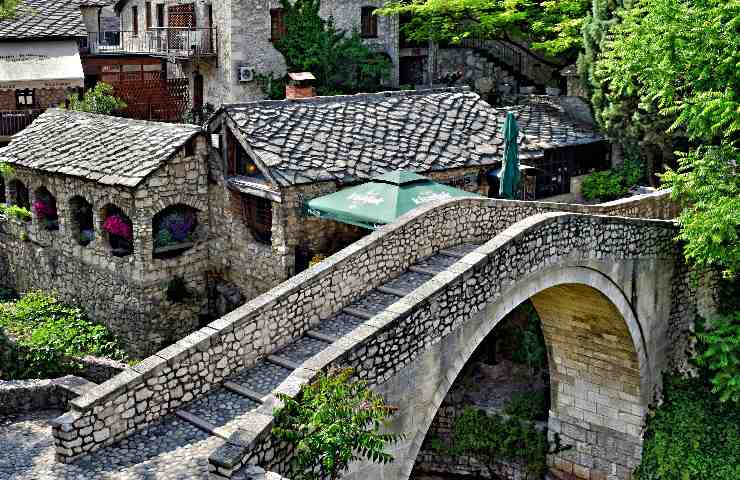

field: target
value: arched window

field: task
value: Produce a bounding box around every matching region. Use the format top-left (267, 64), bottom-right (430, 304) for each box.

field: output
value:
top-left (69, 196), bottom-right (94, 246)
top-left (152, 204), bottom-right (198, 258)
top-left (101, 204), bottom-right (133, 257)
top-left (33, 187), bottom-right (59, 231)
top-left (8, 179), bottom-right (30, 211)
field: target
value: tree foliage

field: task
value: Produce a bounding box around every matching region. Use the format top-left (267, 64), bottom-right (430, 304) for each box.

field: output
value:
top-left (377, 0), bottom-right (590, 58)
top-left (590, 0), bottom-right (740, 277)
top-left (272, 367), bottom-right (402, 480)
top-left (273, 0), bottom-right (391, 97)
top-left (67, 82), bottom-right (127, 115)
top-left (0, 0), bottom-right (21, 19)
top-left (695, 312), bottom-right (740, 404)
top-left (634, 375), bottom-right (740, 480)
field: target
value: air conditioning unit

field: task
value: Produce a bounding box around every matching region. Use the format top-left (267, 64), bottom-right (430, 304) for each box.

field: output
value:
top-left (239, 66), bottom-right (254, 82)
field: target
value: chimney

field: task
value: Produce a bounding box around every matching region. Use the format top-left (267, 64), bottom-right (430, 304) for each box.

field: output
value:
top-left (285, 72), bottom-right (316, 99)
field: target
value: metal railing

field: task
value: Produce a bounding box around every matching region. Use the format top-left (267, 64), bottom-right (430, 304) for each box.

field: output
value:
top-left (79, 27), bottom-right (217, 58)
top-left (0, 109), bottom-right (41, 139)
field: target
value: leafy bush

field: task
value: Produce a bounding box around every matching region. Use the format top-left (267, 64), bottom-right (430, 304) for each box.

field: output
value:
top-left (449, 407), bottom-right (549, 479)
top-left (272, 367), bottom-right (402, 479)
top-left (582, 160), bottom-right (644, 201)
top-left (0, 291), bottom-right (126, 380)
top-left (695, 312), bottom-right (740, 404)
top-left (0, 203), bottom-right (32, 221)
top-left (504, 390), bottom-right (550, 421)
top-left (634, 375), bottom-right (740, 480)
top-left (0, 287), bottom-right (18, 302)
top-left (67, 82), bottom-right (126, 115)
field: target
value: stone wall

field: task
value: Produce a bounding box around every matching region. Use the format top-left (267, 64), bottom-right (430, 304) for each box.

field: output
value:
top-left (0, 376), bottom-right (97, 415)
top-left (49, 191), bottom-right (683, 468)
top-left (203, 0), bottom-right (399, 106)
top-left (0, 88), bottom-right (67, 111)
top-left (0, 135), bottom-right (210, 357)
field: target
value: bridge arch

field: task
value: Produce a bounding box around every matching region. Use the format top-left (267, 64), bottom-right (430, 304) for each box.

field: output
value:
top-left (355, 265), bottom-right (651, 480)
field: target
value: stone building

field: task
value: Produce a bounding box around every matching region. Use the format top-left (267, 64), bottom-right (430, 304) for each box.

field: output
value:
top-left (206, 88), bottom-right (607, 298)
top-left (109, 0), bottom-right (398, 108)
top-left (0, 108), bottom-right (208, 357)
top-left (0, 88), bottom-right (606, 356)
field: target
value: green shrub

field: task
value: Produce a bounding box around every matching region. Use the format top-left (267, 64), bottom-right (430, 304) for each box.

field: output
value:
top-left (0, 287), bottom-right (18, 302)
top-left (0, 291), bottom-right (126, 380)
top-left (634, 375), bottom-right (740, 480)
top-left (449, 407), bottom-right (549, 478)
top-left (504, 390), bottom-right (550, 421)
top-left (695, 312), bottom-right (740, 403)
top-left (582, 160), bottom-right (645, 201)
top-left (0, 203), bottom-right (32, 221)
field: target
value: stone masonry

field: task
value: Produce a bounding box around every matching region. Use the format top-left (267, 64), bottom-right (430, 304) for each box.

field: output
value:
top-left (46, 191), bottom-right (694, 480)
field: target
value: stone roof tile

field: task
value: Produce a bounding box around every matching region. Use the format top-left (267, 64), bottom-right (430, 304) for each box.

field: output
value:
top-left (0, 0), bottom-right (87, 40)
top-left (219, 88), bottom-right (603, 187)
top-left (0, 109), bottom-right (201, 188)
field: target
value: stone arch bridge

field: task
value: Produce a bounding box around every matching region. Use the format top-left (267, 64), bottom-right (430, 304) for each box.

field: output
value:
top-left (45, 193), bottom-right (697, 480)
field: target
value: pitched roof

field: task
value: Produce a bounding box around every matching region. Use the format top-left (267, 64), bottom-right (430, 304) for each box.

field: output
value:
top-left (217, 88), bottom-right (603, 187)
top-left (0, 109), bottom-right (201, 188)
top-left (0, 0), bottom-right (87, 40)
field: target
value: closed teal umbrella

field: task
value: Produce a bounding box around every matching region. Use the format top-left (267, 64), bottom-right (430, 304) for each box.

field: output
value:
top-left (499, 111), bottom-right (521, 199)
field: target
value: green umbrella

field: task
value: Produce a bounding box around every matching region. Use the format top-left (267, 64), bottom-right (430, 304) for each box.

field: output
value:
top-left (306, 170), bottom-right (481, 230)
top-left (499, 111), bottom-right (521, 199)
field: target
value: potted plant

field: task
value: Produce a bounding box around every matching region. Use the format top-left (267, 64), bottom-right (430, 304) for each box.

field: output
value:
top-left (154, 210), bottom-right (196, 253)
top-left (103, 214), bottom-right (133, 256)
top-left (32, 198), bottom-right (59, 231)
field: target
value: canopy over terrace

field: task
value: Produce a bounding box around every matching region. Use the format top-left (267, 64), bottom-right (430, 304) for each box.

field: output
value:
top-left (305, 170), bottom-right (482, 230)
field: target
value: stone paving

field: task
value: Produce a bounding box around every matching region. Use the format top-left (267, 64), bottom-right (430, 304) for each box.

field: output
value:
top-left (1, 247), bottom-right (469, 479)
top-left (414, 253), bottom-right (460, 273)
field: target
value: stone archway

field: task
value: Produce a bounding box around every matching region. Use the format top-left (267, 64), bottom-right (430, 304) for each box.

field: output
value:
top-left (345, 265), bottom-right (651, 480)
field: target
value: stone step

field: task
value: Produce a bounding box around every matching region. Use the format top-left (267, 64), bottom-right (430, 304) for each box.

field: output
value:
top-left (273, 336), bottom-right (330, 365)
top-left (175, 410), bottom-right (227, 439)
top-left (313, 311), bottom-right (366, 338)
top-left (439, 248), bottom-right (466, 258)
top-left (409, 265), bottom-right (439, 276)
top-left (266, 354), bottom-right (301, 370)
top-left (223, 381), bottom-right (266, 404)
top-left (376, 285), bottom-right (407, 297)
top-left (342, 306), bottom-right (374, 320)
top-left (229, 359), bottom-right (293, 395)
top-left (346, 289), bottom-right (399, 316)
top-left (306, 329), bottom-right (338, 343)
top-left (381, 270), bottom-right (434, 295)
top-left (179, 387), bottom-right (260, 433)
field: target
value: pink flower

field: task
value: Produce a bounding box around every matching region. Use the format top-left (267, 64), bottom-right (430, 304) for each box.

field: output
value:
top-left (33, 199), bottom-right (56, 219)
top-left (103, 214), bottom-right (133, 240)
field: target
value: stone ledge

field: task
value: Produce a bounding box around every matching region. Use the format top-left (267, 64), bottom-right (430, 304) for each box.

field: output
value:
top-left (0, 375), bottom-right (97, 414)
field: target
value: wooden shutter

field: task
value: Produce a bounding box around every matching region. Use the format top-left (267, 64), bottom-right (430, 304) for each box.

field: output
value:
top-left (145, 2), bottom-right (151, 29)
top-left (242, 194), bottom-right (273, 244)
top-left (132, 6), bottom-right (138, 35)
top-left (361, 7), bottom-right (377, 38)
top-left (168, 4), bottom-right (195, 28)
top-left (270, 8), bottom-right (286, 42)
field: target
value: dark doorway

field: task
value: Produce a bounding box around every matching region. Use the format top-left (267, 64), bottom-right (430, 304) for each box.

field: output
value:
top-left (400, 56), bottom-right (425, 86)
top-left (193, 72), bottom-right (204, 111)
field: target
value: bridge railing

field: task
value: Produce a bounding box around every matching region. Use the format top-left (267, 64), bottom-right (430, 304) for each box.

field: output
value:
top-left (50, 190), bottom-right (679, 466)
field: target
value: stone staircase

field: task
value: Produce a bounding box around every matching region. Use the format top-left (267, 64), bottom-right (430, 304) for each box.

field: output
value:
top-left (3, 243), bottom-right (480, 479)
top-left (170, 243), bottom-right (480, 476)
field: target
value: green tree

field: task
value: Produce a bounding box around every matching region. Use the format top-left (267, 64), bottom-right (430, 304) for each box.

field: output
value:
top-left (592, 0), bottom-right (740, 277)
top-left (272, 367), bottom-right (403, 480)
top-left (377, 0), bottom-right (590, 59)
top-left (0, 0), bottom-right (21, 19)
top-left (695, 312), bottom-right (740, 404)
top-left (67, 82), bottom-right (127, 115)
top-left (273, 0), bottom-right (391, 96)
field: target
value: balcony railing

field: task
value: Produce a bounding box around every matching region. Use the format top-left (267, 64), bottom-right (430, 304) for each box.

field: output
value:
top-left (0, 109), bottom-right (41, 139)
top-left (80, 27), bottom-right (217, 58)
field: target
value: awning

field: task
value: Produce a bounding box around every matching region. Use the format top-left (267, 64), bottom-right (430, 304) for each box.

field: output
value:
top-left (306, 170), bottom-right (482, 230)
top-left (0, 40), bottom-right (84, 90)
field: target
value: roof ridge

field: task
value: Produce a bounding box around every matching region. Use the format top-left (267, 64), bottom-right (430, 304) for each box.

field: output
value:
top-left (221, 86), bottom-right (473, 111)
top-left (43, 108), bottom-right (202, 132)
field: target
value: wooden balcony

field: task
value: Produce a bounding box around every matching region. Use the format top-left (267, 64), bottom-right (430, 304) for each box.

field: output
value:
top-left (0, 109), bottom-right (42, 142)
top-left (79, 28), bottom-right (217, 59)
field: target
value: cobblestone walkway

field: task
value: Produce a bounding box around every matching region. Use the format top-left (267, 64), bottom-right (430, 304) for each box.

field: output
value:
top-left (1, 245), bottom-right (478, 479)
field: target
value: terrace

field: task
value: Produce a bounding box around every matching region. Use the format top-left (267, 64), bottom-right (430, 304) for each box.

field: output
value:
top-left (0, 109), bottom-right (42, 143)
top-left (79, 27), bottom-right (217, 59)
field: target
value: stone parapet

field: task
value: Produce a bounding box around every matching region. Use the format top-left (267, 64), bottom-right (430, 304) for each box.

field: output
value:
top-left (0, 375), bottom-right (98, 415)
